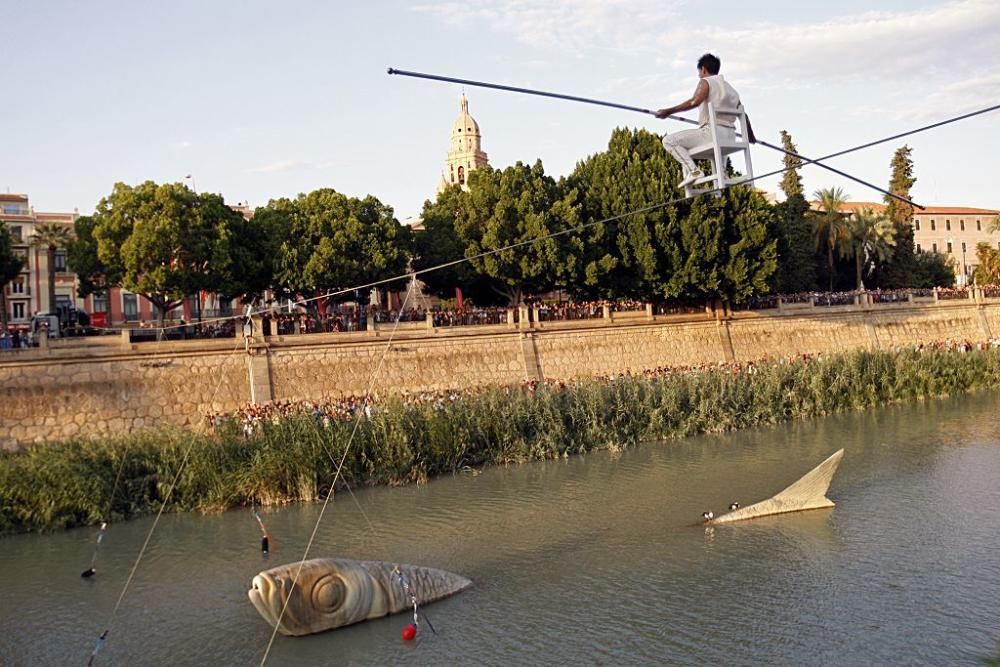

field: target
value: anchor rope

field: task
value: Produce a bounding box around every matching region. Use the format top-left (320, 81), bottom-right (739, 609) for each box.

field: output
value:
top-left (89, 334), bottom-right (246, 664)
top-left (258, 280), bottom-right (416, 666)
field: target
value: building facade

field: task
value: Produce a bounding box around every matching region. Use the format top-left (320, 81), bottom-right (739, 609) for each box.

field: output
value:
top-left (0, 194), bottom-right (82, 327)
top-left (810, 201), bottom-right (1000, 286)
top-left (1, 193), bottom-right (247, 329)
top-left (910, 206), bottom-right (1000, 284)
top-left (436, 95), bottom-right (489, 195)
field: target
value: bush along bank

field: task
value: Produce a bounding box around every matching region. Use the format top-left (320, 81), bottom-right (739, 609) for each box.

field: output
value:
top-left (3, 346), bottom-right (1000, 534)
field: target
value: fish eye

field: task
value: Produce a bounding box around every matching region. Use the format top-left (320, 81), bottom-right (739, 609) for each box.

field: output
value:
top-left (312, 574), bottom-right (346, 613)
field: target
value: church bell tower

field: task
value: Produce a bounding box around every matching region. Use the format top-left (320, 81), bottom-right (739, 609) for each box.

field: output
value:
top-left (437, 95), bottom-right (489, 194)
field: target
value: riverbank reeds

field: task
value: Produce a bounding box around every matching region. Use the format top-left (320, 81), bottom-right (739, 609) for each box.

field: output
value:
top-left (3, 347), bottom-right (1000, 534)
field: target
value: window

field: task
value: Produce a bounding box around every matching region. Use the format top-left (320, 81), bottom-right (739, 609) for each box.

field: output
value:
top-left (916, 244), bottom-right (922, 253)
top-left (8, 225), bottom-right (22, 243)
top-left (2, 205), bottom-right (26, 215)
top-left (947, 242), bottom-right (953, 253)
top-left (458, 165), bottom-right (465, 185)
top-left (932, 243), bottom-right (938, 252)
top-left (92, 293), bottom-right (108, 313)
top-left (914, 220), bottom-right (920, 231)
top-left (54, 249), bottom-right (67, 272)
top-left (945, 220), bottom-right (951, 231)
top-left (962, 242), bottom-right (967, 253)
top-left (218, 296), bottom-right (233, 317)
top-left (12, 302), bottom-right (25, 320)
top-left (977, 220), bottom-right (982, 231)
top-left (123, 294), bottom-right (138, 321)
top-left (10, 279), bottom-right (25, 295)
top-left (55, 295), bottom-right (72, 316)
top-left (960, 220), bottom-right (965, 231)
top-left (930, 220), bottom-right (936, 231)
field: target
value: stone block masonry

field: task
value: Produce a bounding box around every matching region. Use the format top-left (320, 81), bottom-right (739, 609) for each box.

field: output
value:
top-left (1, 302), bottom-right (997, 448)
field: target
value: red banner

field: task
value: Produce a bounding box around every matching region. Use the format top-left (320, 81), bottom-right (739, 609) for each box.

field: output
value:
top-left (91, 312), bottom-right (107, 328)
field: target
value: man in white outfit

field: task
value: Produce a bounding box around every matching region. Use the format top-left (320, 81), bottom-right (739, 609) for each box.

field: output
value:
top-left (655, 53), bottom-right (742, 188)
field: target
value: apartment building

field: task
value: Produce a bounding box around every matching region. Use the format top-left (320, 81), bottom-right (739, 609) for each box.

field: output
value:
top-left (810, 200), bottom-right (1000, 286)
top-left (0, 194), bottom-right (82, 326)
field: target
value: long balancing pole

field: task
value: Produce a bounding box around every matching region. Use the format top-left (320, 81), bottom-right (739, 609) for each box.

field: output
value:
top-left (387, 67), bottom-right (923, 209)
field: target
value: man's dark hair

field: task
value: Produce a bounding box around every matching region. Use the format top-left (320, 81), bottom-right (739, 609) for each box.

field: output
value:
top-left (697, 53), bottom-right (721, 75)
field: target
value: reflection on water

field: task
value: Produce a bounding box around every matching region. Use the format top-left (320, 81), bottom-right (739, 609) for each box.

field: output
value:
top-left (3, 393), bottom-right (1000, 666)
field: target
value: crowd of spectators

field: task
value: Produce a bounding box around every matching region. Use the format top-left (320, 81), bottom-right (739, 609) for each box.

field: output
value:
top-left (432, 307), bottom-right (509, 326)
top-left (0, 328), bottom-right (30, 351)
top-left (935, 287), bottom-right (970, 301)
top-left (868, 288), bottom-right (914, 303)
top-left (536, 302), bottom-right (602, 321)
top-left (813, 291), bottom-right (856, 307)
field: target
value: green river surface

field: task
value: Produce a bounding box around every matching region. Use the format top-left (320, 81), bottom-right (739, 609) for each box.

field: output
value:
top-left (3, 392), bottom-right (1000, 666)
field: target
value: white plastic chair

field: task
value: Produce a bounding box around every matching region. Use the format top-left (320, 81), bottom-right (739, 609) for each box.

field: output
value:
top-left (683, 103), bottom-right (754, 198)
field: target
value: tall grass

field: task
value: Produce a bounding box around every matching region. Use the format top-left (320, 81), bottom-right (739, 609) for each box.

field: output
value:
top-left (3, 348), bottom-right (1000, 534)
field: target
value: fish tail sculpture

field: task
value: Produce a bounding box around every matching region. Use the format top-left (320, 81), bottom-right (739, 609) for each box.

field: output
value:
top-left (248, 558), bottom-right (472, 636)
top-left (708, 449), bottom-right (844, 525)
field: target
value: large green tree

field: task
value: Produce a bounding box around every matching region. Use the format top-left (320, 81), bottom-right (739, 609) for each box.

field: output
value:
top-left (773, 130), bottom-right (816, 293)
top-left (67, 215), bottom-right (116, 300)
top-left (29, 222), bottom-right (72, 314)
top-left (564, 128), bottom-right (678, 299)
top-left (74, 181), bottom-right (262, 326)
top-left (662, 184), bottom-right (779, 306)
top-left (565, 127), bottom-right (778, 305)
top-left (812, 187), bottom-right (852, 291)
top-left (454, 161), bottom-right (582, 305)
top-left (872, 145), bottom-right (918, 287)
top-left (263, 188), bottom-right (413, 308)
top-left (0, 223), bottom-right (26, 329)
top-left (413, 185), bottom-right (506, 305)
top-left (912, 251), bottom-right (957, 287)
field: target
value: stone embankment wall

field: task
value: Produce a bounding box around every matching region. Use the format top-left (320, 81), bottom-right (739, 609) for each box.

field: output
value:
top-left (0, 300), bottom-right (996, 448)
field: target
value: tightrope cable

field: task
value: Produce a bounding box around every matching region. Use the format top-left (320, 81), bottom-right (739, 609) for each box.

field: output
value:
top-left (91, 100), bottom-right (999, 341)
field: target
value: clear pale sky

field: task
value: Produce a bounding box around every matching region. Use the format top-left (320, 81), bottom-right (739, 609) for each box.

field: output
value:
top-left (3, 0), bottom-right (998, 220)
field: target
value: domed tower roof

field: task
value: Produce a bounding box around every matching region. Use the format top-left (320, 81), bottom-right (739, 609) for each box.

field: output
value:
top-left (451, 95), bottom-right (481, 143)
top-left (441, 94), bottom-right (489, 192)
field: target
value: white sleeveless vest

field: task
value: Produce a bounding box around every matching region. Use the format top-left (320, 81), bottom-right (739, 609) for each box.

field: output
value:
top-left (699, 75), bottom-right (741, 128)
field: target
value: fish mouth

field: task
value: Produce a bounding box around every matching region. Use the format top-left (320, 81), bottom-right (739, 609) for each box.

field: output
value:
top-left (248, 572), bottom-right (281, 629)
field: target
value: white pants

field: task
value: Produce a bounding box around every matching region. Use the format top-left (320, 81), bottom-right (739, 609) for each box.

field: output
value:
top-left (661, 126), bottom-right (734, 175)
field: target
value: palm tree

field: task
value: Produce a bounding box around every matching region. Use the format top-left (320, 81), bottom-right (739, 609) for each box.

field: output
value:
top-left (972, 242), bottom-right (1000, 285)
top-left (30, 223), bottom-right (73, 314)
top-left (840, 206), bottom-right (897, 290)
top-left (812, 187), bottom-right (851, 291)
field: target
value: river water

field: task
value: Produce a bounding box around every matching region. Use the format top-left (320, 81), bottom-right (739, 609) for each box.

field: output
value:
top-left (3, 393), bottom-right (1000, 666)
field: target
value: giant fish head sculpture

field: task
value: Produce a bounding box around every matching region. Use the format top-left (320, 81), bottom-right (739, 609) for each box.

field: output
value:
top-left (248, 558), bottom-right (472, 636)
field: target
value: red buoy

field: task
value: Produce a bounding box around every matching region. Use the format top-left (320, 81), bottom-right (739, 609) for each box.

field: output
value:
top-left (401, 624), bottom-right (417, 641)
